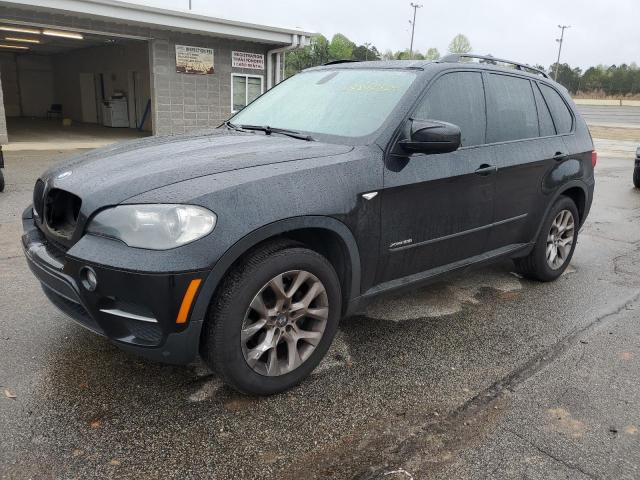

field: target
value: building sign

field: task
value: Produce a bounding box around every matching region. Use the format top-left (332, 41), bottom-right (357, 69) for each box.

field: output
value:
top-left (232, 51), bottom-right (265, 70)
top-left (175, 45), bottom-right (214, 74)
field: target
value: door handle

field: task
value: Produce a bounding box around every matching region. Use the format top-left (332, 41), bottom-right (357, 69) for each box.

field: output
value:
top-left (475, 164), bottom-right (498, 176)
top-left (553, 152), bottom-right (568, 161)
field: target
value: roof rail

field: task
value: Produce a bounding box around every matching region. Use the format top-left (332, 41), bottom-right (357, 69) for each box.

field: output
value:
top-left (323, 59), bottom-right (360, 66)
top-left (439, 54), bottom-right (550, 79)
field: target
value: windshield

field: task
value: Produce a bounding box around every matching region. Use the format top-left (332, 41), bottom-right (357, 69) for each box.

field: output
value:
top-left (231, 69), bottom-right (417, 139)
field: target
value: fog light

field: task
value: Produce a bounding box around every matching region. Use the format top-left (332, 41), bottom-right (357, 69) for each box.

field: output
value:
top-left (80, 267), bottom-right (98, 292)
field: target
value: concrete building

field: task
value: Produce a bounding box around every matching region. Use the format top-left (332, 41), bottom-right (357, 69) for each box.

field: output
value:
top-left (0, 0), bottom-right (312, 143)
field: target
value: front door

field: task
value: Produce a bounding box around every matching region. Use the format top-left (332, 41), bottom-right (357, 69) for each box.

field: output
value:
top-left (377, 71), bottom-right (495, 284)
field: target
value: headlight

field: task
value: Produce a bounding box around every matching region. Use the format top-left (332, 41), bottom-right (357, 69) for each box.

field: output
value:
top-left (86, 204), bottom-right (216, 250)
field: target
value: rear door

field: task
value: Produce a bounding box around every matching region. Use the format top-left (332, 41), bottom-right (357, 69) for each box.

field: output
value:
top-left (484, 73), bottom-right (567, 249)
top-left (377, 70), bottom-right (495, 284)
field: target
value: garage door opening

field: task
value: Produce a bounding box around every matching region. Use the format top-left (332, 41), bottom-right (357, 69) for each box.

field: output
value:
top-left (0, 24), bottom-right (152, 149)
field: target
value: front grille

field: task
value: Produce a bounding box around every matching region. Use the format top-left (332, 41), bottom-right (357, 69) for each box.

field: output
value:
top-left (44, 188), bottom-right (81, 239)
top-left (33, 179), bottom-right (45, 219)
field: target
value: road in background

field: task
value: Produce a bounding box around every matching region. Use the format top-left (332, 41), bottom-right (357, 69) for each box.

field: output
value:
top-left (578, 105), bottom-right (640, 129)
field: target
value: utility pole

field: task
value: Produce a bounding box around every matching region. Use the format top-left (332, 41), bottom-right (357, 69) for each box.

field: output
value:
top-left (188, 0), bottom-right (192, 10)
top-left (554, 25), bottom-right (570, 81)
top-left (409, 3), bottom-right (423, 59)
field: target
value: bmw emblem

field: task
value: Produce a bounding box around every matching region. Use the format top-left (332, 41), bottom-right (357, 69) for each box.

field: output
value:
top-left (57, 171), bottom-right (72, 179)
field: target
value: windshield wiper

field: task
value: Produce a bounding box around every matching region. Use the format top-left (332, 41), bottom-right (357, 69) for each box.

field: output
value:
top-left (224, 120), bottom-right (247, 132)
top-left (237, 124), bottom-right (315, 142)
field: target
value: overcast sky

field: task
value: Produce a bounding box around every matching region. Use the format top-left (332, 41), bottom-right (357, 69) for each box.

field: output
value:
top-left (134, 0), bottom-right (638, 69)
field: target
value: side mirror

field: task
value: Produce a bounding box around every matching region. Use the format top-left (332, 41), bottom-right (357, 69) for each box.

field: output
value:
top-left (399, 120), bottom-right (461, 154)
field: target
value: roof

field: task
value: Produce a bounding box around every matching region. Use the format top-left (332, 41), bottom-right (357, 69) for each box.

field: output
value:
top-left (310, 58), bottom-right (554, 82)
top-left (0, 0), bottom-right (315, 45)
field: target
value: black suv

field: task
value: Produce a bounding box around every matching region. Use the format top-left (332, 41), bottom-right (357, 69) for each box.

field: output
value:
top-left (22, 55), bottom-right (595, 395)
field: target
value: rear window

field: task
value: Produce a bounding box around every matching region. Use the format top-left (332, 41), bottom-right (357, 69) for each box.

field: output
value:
top-left (485, 74), bottom-right (539, 143)
top-left (539, 83), bottom-right (573, 134)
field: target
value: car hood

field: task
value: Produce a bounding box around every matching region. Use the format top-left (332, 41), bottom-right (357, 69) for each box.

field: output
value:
top-left (42, 129), bottom-right (353, 212)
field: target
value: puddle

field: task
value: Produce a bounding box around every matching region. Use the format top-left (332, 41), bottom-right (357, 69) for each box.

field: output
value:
top-left (365, 268), bottom-right (522, 322)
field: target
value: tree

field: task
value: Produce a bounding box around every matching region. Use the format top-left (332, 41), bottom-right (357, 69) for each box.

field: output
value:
top-left (448, 34), bottom-right (472, 54)
top-left (352, 44), bottom-right (380, 61)
top-left (382, 50), bottom-right (395, 61)
top-left (328, 33), bottom-right (355, 61)
top-left (284, 35), bottom-right (330, 77)
top-left (424, 47), bottom-right (440, 61)
top-left (550, 63), bottom-right (582, 93)
top-left (394, 49), bottom-right (424, 60)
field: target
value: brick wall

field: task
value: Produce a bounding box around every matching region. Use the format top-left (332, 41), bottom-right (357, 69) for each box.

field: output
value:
top-left (0, 74), bottom-right (7, 144)
top-left (150, 35), bottom-right (269, 136)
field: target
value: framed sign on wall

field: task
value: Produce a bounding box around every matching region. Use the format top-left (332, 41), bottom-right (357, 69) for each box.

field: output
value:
top-left (176, 45), bottom-right (214, 74)
top-left (232, 51), bottom-right (265, 70)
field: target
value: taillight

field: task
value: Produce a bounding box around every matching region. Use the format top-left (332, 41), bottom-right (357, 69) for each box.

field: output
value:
top-left (591, 150), bottom-right (597, 168)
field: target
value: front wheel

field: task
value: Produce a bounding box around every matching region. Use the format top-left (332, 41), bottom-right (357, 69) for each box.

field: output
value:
top-left (514, 196), bottom-right (579, 282)
top-left (633, 165), bottom-right (640, 188)
top-left (0, 170), bottom-right (4, 192)
top-left (202, 242), bottom-right (342, 395)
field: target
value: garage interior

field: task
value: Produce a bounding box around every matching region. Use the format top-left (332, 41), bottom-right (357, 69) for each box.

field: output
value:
top-left (0, 22), bottom-right (152, 149)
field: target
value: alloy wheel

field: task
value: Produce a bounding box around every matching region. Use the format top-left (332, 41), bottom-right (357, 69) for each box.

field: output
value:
top-left (241, 270), bottom-right (329, 376)
top-left (546, 209), bottom-right (575, 270)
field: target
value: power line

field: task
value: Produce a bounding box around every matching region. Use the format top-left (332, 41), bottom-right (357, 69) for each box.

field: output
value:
top-left (409, 3), bottom-right (423, 60)
top-left (554, 25), bottom-right (570, 81)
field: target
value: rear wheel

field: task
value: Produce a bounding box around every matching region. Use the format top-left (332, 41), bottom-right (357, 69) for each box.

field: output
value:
top-left (633, 166), bottom-right (640, 188)
top-left (0, 170), bottom-right (4, 192)
top-left (514, 196), bottom-right (579, 282)
top-left (202, 242), bottom-right (341, 395)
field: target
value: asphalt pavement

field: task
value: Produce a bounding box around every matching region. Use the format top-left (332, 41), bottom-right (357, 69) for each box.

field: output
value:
top-left (578, 105), bottom-right (640, 129)
top-left (1, 134), bottom-right (640, 479)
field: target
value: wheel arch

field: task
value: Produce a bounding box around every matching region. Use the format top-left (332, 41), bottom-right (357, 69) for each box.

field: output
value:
top-left (189, 216), bottom-right (362, 333)
top-left (534, 180), bottom-right (590, 241)
top-left (560, 185), bottom-right (587, 225)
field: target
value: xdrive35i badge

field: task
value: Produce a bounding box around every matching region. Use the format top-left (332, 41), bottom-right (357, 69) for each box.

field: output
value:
top-left (390, 239), bottom-right (413, 249)
top-left (57, 171), bottom-right (72, 179)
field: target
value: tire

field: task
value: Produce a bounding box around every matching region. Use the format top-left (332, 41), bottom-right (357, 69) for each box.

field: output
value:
top-left (633, 166), bottom-right (640, 189)
top-left (202, 241), bottom-right (342, 395)
top-left (514, 196), bottom-right (579, 282)
top-left (0, 170), bottom-right (4, 193)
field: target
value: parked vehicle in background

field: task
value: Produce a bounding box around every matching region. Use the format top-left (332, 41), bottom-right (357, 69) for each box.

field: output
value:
top-left (0, 146), bottom-right (5, 192)
top-left (634, 146), bottom-right (640, 188)
top-left (22, 54), bottom-right (595, 395)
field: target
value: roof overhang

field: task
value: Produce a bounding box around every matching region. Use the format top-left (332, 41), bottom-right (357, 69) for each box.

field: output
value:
top-left (0, 0), bottom-right (315, 45)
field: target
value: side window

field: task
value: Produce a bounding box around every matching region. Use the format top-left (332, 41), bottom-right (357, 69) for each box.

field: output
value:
top-left (485, 74), bottom-right (539, 143)
top-left (533, 83), bottom-right (556, 136)
top-left (539, 83), bottom-right (573, 134)
top-left (414, 71), bottom-right (486, 147)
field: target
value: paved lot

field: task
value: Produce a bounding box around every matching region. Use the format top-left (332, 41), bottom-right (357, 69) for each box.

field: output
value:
top-left (1, 139), bottom-right (640, 479)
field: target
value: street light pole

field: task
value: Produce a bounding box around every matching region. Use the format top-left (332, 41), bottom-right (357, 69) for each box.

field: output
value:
top-left (409, 3), bottom-right (423, 60)
top-left (554, 25), bottom-right (570, 81)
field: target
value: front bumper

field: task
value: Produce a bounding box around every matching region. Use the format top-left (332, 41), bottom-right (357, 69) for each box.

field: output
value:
top-left (21, 206), bottom-right (207, 364)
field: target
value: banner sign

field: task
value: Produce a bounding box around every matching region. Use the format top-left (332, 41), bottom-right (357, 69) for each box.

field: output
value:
top-left (232, 51), bottom-right (265, 70)
top-left (176, 45), bottom-right (214, 75)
